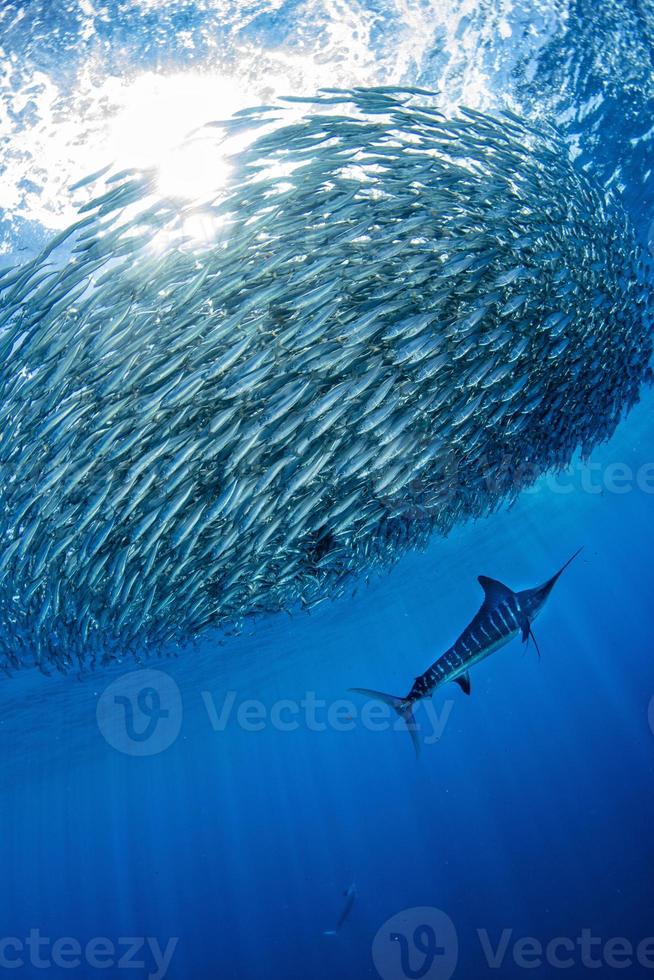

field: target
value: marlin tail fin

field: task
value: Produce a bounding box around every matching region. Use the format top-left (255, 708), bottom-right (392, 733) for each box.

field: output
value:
top-left (349, 688), bottom-right (421, 757)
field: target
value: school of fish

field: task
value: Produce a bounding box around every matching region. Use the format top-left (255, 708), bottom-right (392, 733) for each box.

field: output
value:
top-left (0, 87), bottom-right (651, 673)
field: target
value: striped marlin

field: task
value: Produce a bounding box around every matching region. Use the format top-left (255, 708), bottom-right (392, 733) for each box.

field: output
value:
top-left (351, 550), bottom-right (581, 756)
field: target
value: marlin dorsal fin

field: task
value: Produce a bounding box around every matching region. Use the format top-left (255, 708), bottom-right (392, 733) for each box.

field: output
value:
top-left (478, 575), bottom-right (514, 606)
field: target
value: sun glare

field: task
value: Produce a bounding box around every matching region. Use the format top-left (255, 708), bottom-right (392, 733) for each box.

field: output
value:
top-left (156, 140), bottom-right (233, 201)
top-left (103, 72), bottom-right (246, 198)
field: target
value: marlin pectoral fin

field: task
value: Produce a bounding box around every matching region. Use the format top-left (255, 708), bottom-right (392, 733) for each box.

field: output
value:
top-left (454, 672), bottom-right (471, 695)
top-left (522, 620), bottom-right (541, 659)
top-left (530, 628), bottom-right (541, 660)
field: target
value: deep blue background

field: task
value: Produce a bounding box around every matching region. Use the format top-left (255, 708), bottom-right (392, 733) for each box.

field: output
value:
top-left (1, 392), bottom-right (653, 979)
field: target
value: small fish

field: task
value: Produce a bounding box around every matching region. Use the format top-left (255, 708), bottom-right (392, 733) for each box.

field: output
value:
top-left (0, 87), bottom-right (649, 672)
top-left (324, 883), bottom-right (357, 936)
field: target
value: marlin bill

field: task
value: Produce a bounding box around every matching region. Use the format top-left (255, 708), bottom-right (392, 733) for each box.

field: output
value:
top-left (351, 551), bottom-right (581, 755)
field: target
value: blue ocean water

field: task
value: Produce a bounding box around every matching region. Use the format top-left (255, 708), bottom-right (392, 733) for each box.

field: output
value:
top-left (1, 2), bottom-right (654, 979)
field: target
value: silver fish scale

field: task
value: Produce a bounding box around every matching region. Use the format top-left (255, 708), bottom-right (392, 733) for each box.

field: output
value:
top-left (0, 87), bottom-right (651, 672)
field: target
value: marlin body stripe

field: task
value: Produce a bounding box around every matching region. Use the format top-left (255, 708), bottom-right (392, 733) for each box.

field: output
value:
top-left (352, 550), bottom-right (581, 755)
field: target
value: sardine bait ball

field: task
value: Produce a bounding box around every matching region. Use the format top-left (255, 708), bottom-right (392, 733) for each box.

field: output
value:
top-left (0, 89), bottom-right (651, 671)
